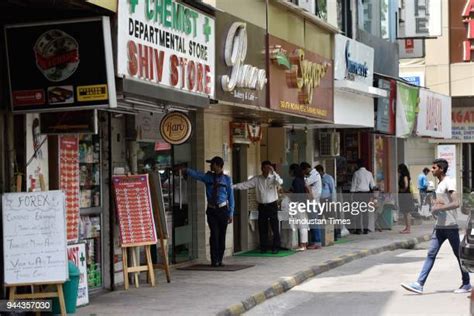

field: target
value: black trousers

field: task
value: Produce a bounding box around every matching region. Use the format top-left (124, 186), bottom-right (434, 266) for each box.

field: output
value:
top-left (258, 202), bottom-right (280, 251)
top-left (206, 207), bottom-right (229, 264)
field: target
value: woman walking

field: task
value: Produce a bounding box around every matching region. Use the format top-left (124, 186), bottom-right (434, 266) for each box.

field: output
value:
top-left (398, 163), bottom-right (414, 234)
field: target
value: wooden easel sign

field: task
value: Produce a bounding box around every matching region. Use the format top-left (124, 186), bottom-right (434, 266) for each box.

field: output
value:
top-left (112, 174), bottom-right (158, 290)
top-left (2, 191), bottom-right (68, 315)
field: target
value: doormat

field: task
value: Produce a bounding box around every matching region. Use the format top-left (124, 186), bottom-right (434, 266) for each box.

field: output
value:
top-left (334, 238), bottom-right (350, 244)
top-left (177, 264), bottom-right (254, 271)
top-left (234, 249), bottom-right (295, 258)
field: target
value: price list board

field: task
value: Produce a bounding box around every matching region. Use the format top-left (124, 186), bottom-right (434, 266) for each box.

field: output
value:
top-left (59, 135), bottom-right (80, 243)
top-left (112, 174), bottom-right (157, 247)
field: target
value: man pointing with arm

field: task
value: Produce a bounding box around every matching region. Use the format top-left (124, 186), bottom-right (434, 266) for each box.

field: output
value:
top-left (233, 161), bottom-right (283, 254)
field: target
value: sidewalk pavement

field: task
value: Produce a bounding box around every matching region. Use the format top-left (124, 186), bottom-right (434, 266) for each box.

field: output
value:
top-left (78, 224), bottom-right (435, 316)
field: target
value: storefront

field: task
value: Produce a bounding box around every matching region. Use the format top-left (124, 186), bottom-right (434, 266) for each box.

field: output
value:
top-left (4, 16), bottom-right (116, 302)
top-left (114, 0), bottom-right (215, 274)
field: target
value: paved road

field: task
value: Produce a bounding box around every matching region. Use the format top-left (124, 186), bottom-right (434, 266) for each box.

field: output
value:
top-left (247, 239), bottom-right (472, 316)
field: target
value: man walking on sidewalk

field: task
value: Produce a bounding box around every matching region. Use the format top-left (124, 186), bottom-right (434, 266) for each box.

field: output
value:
top-left (401, 158), bottom-right (471, 294)
top-left (182, 156), bottom-right (234, 267)
top-left (233, 161), bottom-right (283, 254)
top-left (301, 162), bottom-right (322, 249)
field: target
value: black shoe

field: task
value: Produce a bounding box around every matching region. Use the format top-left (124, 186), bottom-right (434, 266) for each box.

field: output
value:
top-left (211, 262), bottom-right (219, 267)
top-left (272, 249), bottom-right (279, 254)
top-left (354, 229), bottom-right (362, 235)
top-left (363, 229), bottom-right (369, 234)
top-left (218, 262), bottom-right (224, 267)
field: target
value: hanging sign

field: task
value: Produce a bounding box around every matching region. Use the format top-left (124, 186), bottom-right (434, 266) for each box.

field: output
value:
top-left (396, 83), bottom-right (419, 138)
top-left (117, 0), bottom-right (215, 97)
top-left (160, 111), bottom-right (192, 145)
top-left (2, 191), bottom-right (68, 285)
top-left (416, 88), bottom-right (451, 139)
top-left (397, 0), bottom-right (442, 38)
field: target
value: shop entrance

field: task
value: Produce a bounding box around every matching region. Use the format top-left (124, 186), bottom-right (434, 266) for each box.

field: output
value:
top-left (138, 141), bottom-right (196, 264)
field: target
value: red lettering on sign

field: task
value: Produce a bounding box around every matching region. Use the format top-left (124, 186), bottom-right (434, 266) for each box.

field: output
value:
top-left (205, 65), bottom-right (211, 95)
top-left (170, 55), bottom-right (179, 87)
top-left (138, 44), bottom-right (149, 79)
top-left (127, 40), bottom-right (138, 76)
top-left (463, 0), bottom-right (474, 61)
top-left (426, 96), bottom-right (442, 132)
top-left (188, 61), bottom-right (195, 91)
top-left (154, 49), bottom-right (164, 83)
top-left (463, 0), bottom-right (474, 17)
top-left (197, 63), bottom-right (203, 93)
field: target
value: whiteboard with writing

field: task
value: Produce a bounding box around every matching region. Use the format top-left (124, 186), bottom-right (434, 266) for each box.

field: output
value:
top-left (2, 191), bottom-right (68, 285)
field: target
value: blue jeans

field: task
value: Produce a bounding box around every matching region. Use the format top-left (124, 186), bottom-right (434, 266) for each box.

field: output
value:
top-left (417, 228), bottom-right (470, 286)
top-left (310, 228), bottom-right (321, 244)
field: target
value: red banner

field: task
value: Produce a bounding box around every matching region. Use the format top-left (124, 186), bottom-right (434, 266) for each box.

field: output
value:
top-left (112, 174), bottom-right (157, 247)
top-left (59, 135), bottom-right (80, 243)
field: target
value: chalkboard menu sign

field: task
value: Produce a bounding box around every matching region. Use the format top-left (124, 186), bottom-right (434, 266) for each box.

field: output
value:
top-left (112, 175), bottom-right (157, 247)
top-left (2, 191), bottom-right (68, 285)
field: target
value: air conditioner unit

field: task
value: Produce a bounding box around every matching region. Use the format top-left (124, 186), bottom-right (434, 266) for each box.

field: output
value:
top-left (320, 132), bottom-right (340, 157)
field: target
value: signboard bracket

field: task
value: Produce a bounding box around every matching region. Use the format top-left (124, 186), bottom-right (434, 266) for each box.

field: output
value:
top-left (122, 244), bottom-right (155, 290)
top-left (7, 283), bottom-right (66, 316)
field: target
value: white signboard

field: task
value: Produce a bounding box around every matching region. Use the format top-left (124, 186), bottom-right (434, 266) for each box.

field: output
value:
top-left (398, 39), bottom-right (425, 58)
top-left (334, 34), bottom-right (374, 87)
top-left (416, 88), bottom-right (451, 139)
top-left (437, 144), bottom-right (457, 187)
top-left (452, 107), bottom-right (474, 142)
top-left (397, 0), bottom-right (442, 38)
top-left (26, 114), bottom-right (49, 192)
top-left (67, 243), bottom-right (89, 306)
top-left (117, 0), bottom-right (215, 98)
top-left (3, 191), bottom-right (67, 285)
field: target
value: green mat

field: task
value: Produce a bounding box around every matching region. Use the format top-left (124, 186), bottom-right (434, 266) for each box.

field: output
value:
top-left (334, 238), bottom-right (350, 244)
top-left (234, 249), bottom-right (296, 257)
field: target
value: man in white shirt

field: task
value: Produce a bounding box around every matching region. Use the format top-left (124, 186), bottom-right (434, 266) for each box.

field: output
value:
top-left (350, 159), bottom-right (375, 234)
top-left (301, 162), bottom-right (322, 249)
top-left (233, 161), bottom-right (284, 254)
top-left (401, 158), bottom-right (471, 295)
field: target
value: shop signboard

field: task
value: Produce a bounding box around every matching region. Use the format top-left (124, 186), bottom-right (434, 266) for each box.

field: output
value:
top-left (2, 191), bottom-right (68, 285)
top-left (112, 174), bottom-right (158, 247)
top-left (117, 0), bottom-right (215, 98)
top-left (452, 107), bottom-right (474, 142)
top-left (398, 39), bottom-right (425, 59)
top-left (400, 72), bottom-right (425, 87)
top-left (268, 35), bottom-right (334, 121)
top-left (216, 11), bottom-right (267, 106)
top-left (334, 34), bottom-right (374, 87)
top-left (160, 111), bottom-right (193, 145)
top-left (416, 88), bottom-right (451, 139)
top-left (449, 0), bottom-right (474, 62)
top-left (67, 243), bottom-right (89, 306)
top-left (59, 136), bottom-right (80, 243)
top-left (396, 83), bottom-right (419, 138)
top-left (5, 17), bottom-right (116, 112)
top-left (397, 0), bottom-right (442, 38)
top-left (437, 144), bottom-right (457, 187)
top-left (375, 79), bottom-right (396, 134)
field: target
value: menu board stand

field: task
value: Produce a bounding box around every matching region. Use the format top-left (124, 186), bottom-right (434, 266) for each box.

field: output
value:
top-left (8, 282), bottom-right (66, 316)
top-left (112, 174), bottom-right (170, 290)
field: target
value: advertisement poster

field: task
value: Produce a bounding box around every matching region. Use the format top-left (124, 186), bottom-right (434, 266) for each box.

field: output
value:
top-left (26, 113), bottom-right (49, 192)
top-left (416, 88), bottom-right (451, 139)
top-left (3, 191), bottom-right (67, 285)
top-left (67, 243), bottom-right (89, 306)
top-left (5, 17), bottom-right (115, 112)
top-left (60, 135), bottom-right (80, 243)
top-left (112, 174), bottom-right (158, 246)
top-left (437, 144), bottom-right (457, 188)
top-left (375, 79), bottom-right (395, 134)
top-left (396, 83), bottom-right (419, 138)
top-left (117, 0), bottom-right (215, 98)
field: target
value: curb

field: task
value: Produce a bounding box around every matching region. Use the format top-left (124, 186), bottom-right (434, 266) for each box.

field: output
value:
top-left (216, 233), bottom-right (432, 316)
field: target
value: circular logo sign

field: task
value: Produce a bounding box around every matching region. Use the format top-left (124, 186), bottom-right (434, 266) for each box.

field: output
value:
top-left (34, 29), bottom-right (80, 82)
top-left (160, 112), bottom-right (192, 145)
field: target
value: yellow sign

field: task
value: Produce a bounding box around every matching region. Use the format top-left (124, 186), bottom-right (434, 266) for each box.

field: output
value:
top-left (279, 100), bottom-right (328, 117)
top-left (160, 112), bottom-right (192, 145)
top-left (77, 85), bottom-right (108, 102)
top-left (86, 0), bottom-right (117, 12)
